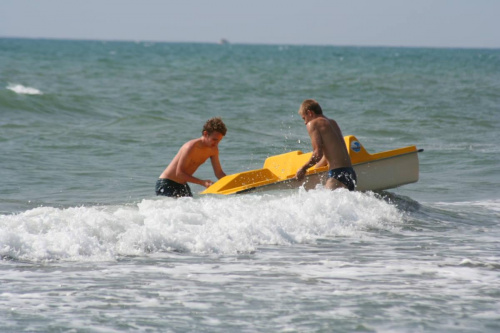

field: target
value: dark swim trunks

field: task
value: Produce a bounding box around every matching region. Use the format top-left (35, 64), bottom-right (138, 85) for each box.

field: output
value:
top-left (155, 178), bottom-right (193, 197)
top-left (328, 167), bottom-right (357, 191)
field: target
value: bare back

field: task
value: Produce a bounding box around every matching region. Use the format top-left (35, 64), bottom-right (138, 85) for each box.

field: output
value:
top-left (159, 138), bottom-right (219, 185)
top-left (308, 116), bottom-right (352, 170)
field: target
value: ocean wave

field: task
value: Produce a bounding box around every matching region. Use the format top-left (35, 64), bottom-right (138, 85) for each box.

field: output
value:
top-left (0, 190), bottom-right (403, 262)
top-left (6, 83), bottom-right (43, 95)
top-left (433, 199), bottom-right (500, 213)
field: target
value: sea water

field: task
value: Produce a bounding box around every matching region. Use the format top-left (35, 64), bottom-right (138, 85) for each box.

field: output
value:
top-left (1, 38), bottom-right (499, 332)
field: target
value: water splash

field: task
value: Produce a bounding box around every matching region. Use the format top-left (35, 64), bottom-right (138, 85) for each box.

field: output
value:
top-left (6, 84), bottom-right (43, 95)
top-left (0, 190), bottom-right (404, 262)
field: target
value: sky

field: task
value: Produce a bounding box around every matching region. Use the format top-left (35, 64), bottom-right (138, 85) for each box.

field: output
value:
top-left (1, 0), bottom-right (500, 49)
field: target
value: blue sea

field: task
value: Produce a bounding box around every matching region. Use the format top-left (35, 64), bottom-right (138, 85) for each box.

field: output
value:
top-left (1, 38), bottom-right (499, 332)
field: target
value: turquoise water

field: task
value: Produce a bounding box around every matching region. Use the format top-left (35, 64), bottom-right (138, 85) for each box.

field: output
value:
top-left (1, 38), bottom-right (499, 332)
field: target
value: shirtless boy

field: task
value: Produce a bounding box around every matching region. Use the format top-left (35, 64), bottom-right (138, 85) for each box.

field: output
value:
top-left (295, 99), bottom-right (357, 191)
top-left (156, 117), bottom-right (227, 197)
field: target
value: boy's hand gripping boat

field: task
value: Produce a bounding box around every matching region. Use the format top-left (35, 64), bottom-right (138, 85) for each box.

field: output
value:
top-left (202, 135), bottom-right (422, 195)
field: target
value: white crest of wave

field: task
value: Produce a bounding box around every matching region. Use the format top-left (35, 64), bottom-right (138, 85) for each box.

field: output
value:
top-left (0, 190), bottom-right (403, 261)
top-left (6, 83), bottom-right (43, 95)
top-left (434, 198), bottom-right (500, 212)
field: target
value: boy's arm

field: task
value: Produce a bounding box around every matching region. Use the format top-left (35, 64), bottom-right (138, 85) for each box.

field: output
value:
top-left (296, 122), bottom-right (323, 180)
top-left (210, 151), bottom-right (226, 179)
top-left (176, 144), bottom-right (213, 187)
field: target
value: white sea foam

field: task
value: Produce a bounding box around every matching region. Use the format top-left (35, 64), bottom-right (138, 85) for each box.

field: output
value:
top-left (0, 190), bottom-right (403, 262)
top-left (467, 199), bottom-right (500, 213)
top-left (434, 198), bottom-right (500, 213)
top-left (6, 83), bottom-right (43, 95)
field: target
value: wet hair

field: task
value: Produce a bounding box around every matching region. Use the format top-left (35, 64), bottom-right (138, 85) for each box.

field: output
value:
top-left (299, 99), bottom-right (323, 115)
top-left (203, 117), bottom-right (227, 136)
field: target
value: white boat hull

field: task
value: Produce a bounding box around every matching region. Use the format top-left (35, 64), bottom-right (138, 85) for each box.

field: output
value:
top-left (239, 151), bottom-right (419, 193)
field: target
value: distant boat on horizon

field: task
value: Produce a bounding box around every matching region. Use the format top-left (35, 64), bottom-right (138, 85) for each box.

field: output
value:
top-left (219, 38), bottom-right (229, 45)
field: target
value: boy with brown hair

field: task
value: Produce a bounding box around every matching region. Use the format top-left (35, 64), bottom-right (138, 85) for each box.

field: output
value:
top-left (295, 99), bottom-right (357, 191)
top-left (156, 117), bottom-right (227, 197)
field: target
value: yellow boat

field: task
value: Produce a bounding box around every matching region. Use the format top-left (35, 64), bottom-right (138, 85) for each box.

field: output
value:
top-left (201, 135), bottom-right (422, 195)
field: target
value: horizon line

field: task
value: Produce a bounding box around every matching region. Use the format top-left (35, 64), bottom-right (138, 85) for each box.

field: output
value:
top-left (1, 35), bottom-right (499, 51)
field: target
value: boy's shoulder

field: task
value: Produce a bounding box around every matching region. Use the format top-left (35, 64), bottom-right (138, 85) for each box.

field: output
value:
top-left (177, 138), bottom-right (198, 154)
top-left (183, 137), bottom-right (215, 152)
